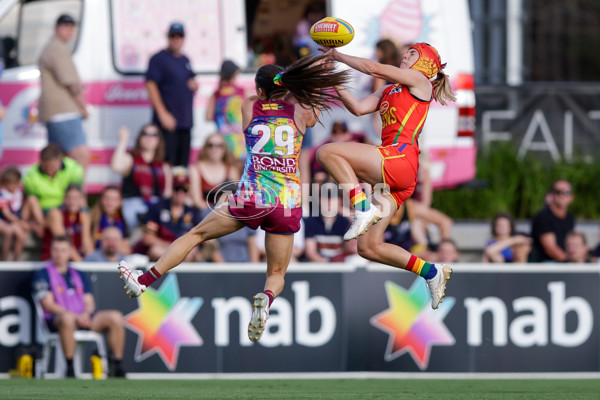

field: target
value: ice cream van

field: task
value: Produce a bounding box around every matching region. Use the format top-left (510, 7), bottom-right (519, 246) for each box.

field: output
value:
top-left (0, 0), bottom-right (475, 191)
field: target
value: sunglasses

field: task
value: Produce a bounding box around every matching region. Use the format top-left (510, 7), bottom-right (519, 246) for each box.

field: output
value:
top-left (168, 33), bottom-right (184, 39)
top-left (142, 131), bottom-right (160, 137)
top-left (553, 189), bottom-right (572, 195)
top-left (206, 143), bottom-right (225, 148)
top-left (174, 186), bottom-right (188, 192)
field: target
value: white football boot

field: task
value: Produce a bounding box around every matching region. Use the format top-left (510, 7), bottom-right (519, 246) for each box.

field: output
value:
top-left (117, 260), bottom-right (147, 298)
top-left (343, 206), bottom-right (383, 241)
top-left (426, 265), bottom-right (453, 310)
top-left (248, 293), bottom-right (270, 343)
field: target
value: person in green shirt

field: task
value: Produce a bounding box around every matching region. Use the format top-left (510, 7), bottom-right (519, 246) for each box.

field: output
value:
top-left (24, 143), bottom-right (84, 212)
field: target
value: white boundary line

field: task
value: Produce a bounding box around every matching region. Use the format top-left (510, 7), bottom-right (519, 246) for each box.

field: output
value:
top-left (2, 371), bottom-right (600, 380)
top-left (89, 372), bottom-right (600, 380)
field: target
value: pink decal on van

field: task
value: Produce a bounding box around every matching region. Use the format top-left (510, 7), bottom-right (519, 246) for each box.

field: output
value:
top-left (85, 81), bottom-right (149, 106)
top-left (0, 82), bottom-right (40, 105)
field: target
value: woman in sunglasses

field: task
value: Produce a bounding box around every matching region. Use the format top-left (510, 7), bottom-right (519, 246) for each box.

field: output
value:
top-left (110, 124), bottom-right (172, 230)
top-left (119, 54), bottom-right (350, 343)
top-left (189, 133), bottom-right (240, 211)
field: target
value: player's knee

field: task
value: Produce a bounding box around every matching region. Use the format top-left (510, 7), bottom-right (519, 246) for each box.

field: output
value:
top-left (56, 312), bottom-right (77, 329)
top-left (315, 144), bottom-right (332, 164)
top-left (107, 310), bottom-right (124, 326)
top-left (357, 238), bottom-right (378, 260)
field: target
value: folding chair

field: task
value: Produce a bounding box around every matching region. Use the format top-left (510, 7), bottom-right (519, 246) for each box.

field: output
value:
top-left (33, 297), bottom-right (108, 379)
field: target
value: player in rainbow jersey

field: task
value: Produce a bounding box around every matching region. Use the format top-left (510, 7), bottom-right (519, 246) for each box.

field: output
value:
top-left (118, 54), bottom-right (349, 342)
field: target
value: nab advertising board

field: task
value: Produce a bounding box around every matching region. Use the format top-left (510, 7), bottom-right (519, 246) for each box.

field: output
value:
top-left (0, 263), bottom-right (598, 374)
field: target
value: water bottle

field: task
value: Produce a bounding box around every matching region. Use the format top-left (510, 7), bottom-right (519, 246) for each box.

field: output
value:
top-left (90, 353), bottom-right (103, 380)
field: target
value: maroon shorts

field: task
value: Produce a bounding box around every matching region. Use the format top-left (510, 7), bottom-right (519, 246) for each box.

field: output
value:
top-left (228, 195), bottom-right (302, 234)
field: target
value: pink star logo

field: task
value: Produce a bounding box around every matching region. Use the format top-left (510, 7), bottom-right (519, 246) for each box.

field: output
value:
top-left (370, 279), bottom-right (455, 369)
top-left (125, 274), bottom-right (203, 370)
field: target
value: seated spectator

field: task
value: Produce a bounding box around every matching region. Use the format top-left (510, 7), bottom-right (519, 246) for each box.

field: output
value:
top-left (83, 226), bottom-right (126, 263)
top-left (89, 186), bottom-right (130, 255)
top-left (483, 212), bottom-right (532, 263)
top-left (0, 166), bottom-right (29, 260)
top-left (255, 220), bottom-right (306, 263)
top-left (24, 143), bottom-right (84, 213)
top-left (565, 231), bottom-right (591, 263)
top-left (110, 125), bottom-right (172, 231)
top-left (189, 133), bottom-right (239, 211)
top-left (529, 179), bottom-right (575, 262)
top-left (304, 188), bottom-right (356, 262)
top-left (435, 238), bottom-right (460, 264)
top-left (31, 235), bottom-right (126, 377)
top-left (1, 165), bottom-right (46, 238)
top-left (132, 172), bottom-right (201, 261)
top-left (41, 184), bottom-right (93, 261)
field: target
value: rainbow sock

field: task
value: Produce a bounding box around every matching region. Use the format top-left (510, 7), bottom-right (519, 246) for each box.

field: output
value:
top-left (138, 267), bottom-right (162, 287)
top-left (349, 186), bottom-right (371, 212)
top-left (264, 290), bottom-right (275, 307)
top-left (406, 254), bottom-right (437, 279)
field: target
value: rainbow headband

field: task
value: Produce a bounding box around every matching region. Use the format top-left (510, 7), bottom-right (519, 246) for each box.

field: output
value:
top-left (409, 42), bottom-right (446, 79)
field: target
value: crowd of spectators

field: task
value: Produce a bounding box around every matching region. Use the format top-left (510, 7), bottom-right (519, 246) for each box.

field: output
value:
top-left (4, 119), bottom-right (597, 265)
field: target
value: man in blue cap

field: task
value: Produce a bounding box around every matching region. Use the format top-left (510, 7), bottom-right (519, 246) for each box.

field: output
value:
top-left (145, 22), bottom-right (198, 167)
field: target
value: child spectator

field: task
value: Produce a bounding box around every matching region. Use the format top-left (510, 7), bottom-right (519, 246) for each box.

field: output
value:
top-left (565, 231), bottom-right (591, 263)
top-left (132, 171), bottom-right (201, 261)
top-left (303, 187), bottom-right (355, 262)
top-left (41, 184), bottom-right (93, 261)
top-left (435, 238), bottom-right (460, 264)
top-left (89, 186), bottom-right (130, 255)
top-left (0, 166), bottom-right (28, 260)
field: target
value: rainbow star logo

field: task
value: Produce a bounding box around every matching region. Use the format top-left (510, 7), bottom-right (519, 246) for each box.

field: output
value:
top-left (370, 279), bottom-right (455, 370)
top-left (125, 274), bottom-right (203, 370)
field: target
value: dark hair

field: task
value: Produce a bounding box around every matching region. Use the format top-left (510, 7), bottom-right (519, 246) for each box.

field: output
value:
top-left (376, 39), bottom-right (400, 66)
top-left (491, 211), bottom-right (515, 237)
top-left (65, 183), bottom-right (84, 194)
top-left (255, 54), bottom-right (351, 113)
top-left (40, 143), bottom-right (63, 162)
top-left (132, 124), bottom-right (166, 163)
top-left (0, 165), bottom-right (21, 184)
top-left (51, 235), bottom-right (72, 246)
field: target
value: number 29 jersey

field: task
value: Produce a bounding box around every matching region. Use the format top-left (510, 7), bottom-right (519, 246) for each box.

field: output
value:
top-left (237, 99), bottom-right (304, 208)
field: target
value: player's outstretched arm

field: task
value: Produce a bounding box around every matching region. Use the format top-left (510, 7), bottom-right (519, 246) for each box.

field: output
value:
top-left (334, 85), bottom-right (383, 116)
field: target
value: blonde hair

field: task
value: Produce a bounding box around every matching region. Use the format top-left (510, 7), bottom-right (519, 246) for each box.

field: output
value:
top-left (432, 72), bottom-right (456, 106)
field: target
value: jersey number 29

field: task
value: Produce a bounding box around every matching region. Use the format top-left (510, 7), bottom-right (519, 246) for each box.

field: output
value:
top-left (250, 124), bottom-right (295, 156)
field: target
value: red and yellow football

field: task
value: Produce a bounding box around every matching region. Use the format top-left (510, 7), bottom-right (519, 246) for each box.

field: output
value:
top-left (310, 17), bottom-right (354, 48)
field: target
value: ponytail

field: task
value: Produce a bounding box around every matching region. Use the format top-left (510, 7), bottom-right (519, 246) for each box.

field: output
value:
top-left (254, 54), bottom-right (351, 111)
top-left (432, 72), bottom-right (456, 106)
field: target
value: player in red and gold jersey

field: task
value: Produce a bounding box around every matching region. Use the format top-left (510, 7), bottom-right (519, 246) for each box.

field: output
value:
top-left (318, 43), bottom-right (456, 309)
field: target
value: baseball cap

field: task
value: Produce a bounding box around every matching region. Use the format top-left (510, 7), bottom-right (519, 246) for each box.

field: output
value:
top-left (56, 14), bottom-right (76, 26)
top-left (220, 60), bottom-right (240, 80)
top-left (168, 22), bottom-right (185, 37)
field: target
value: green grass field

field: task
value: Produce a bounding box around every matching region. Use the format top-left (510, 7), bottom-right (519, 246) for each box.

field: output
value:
top-left (1, 378), bottom-right (600, 400)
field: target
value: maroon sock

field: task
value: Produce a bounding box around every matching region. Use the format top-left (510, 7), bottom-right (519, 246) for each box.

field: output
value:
top-left (138, 267), bottom-right (162, 287)
top-left (264, 290), bottom-right (275, 307)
